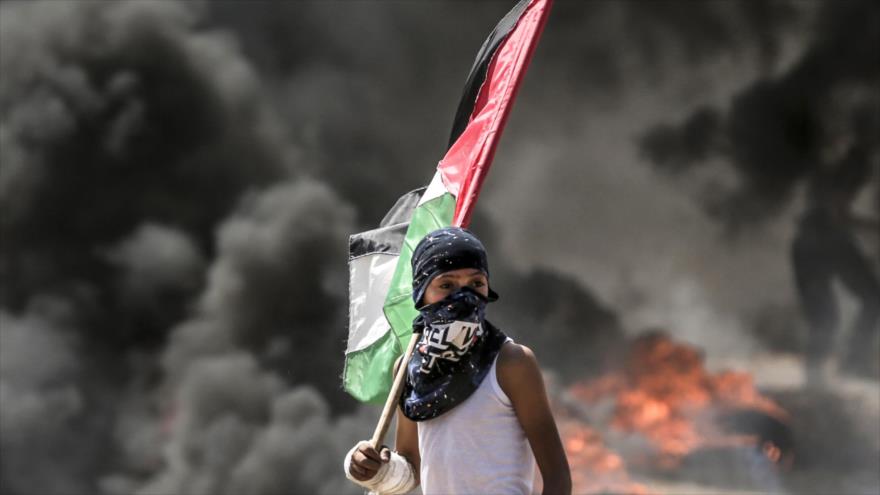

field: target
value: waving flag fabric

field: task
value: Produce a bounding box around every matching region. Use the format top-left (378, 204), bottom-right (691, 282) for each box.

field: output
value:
top-left (344, 0), bottom-right (552, 403)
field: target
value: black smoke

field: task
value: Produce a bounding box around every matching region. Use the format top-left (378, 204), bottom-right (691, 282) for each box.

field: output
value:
top-left (0, 2), bottom-right (365, 493)
top-left (1, 1), bottom-right (876, 494)
top-left (639, 0), bottom-right (880, 230)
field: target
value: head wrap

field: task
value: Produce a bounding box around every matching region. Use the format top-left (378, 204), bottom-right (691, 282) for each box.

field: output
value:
top-left (400, 227), bottom-right (506, 421)
top-left (411, 227), bottom-right (499, 307)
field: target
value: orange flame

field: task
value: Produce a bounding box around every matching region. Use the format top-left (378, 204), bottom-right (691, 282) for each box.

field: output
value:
top-left (556, 332), bottom-right (791, 493)
top-left (556, 416), bottom-right (650, 495)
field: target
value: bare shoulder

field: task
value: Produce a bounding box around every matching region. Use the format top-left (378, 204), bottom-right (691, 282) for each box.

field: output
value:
top-left (496, 342), bottom-right (542, 395)
top-left (497, 341), bottom-right (538, 369)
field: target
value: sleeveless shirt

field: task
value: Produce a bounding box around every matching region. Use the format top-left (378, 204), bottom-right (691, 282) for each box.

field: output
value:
top-left (417, 341), bottom-right (535, 494)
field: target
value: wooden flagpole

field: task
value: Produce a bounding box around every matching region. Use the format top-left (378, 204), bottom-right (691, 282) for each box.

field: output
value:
top-left (370, 332), bottom-right (420, 449)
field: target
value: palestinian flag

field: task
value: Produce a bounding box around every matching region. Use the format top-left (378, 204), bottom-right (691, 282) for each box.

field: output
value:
top-left (344, 0), bottom-right (553, 404)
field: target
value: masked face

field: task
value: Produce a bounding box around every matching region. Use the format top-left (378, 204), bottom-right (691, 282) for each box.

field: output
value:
top-left (415, 287), bottom-right (488, 374)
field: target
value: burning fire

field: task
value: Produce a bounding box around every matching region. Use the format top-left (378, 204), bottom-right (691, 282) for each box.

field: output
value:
top-left (558, 418), bottom-right (650, 494)
top-left (556, 332), bottom-right (791, 494)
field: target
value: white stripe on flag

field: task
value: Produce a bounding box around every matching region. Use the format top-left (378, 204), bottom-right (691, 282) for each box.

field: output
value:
top-left (417, 171), bottom-right (448, 207)
top-left (346, 252), bottom-right (399, 353)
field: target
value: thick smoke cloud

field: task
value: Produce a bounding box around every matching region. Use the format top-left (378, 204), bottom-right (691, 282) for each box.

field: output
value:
top-left (0, 1), bottom-right (369, 493)
top-left (639, 0), bottom-right (880, 229)
top-left (1, 0), bottom-right (877, 494)
top-left (128, 359), bottom-right (370, 495)
top-left (0, 303), bottom-right (92, 495)
top-left (161, 180), bottom-right (355, 405)
top-left (206, 1), bottom-right (803, 225)
top-left (492, 268), bottom-right (626, 380)
top-left (102, 224), bottom-right (205, 298)
top-left (0, 0), bottom-right (288, 346)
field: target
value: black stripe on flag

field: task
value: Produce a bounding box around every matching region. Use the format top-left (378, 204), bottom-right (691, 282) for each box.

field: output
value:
top-left (348, 187), bottom-right (426, 259)
top-left (447, 0), bottom-right (531, 149)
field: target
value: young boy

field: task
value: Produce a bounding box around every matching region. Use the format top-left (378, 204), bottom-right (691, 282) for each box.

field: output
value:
top-left (344, 227), bottom-right (571, 494)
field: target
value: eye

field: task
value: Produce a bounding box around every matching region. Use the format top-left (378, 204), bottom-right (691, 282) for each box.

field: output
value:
top-left (439, 282), bottom-right (453, 290)
top-left (471, 280), bottom-right (485, 288)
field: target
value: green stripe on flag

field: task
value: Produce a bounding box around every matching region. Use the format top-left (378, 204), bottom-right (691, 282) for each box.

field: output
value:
top-left (383, 192), bottom-right (456, 347)
top-left (342, 328), bottom-right (402, 404)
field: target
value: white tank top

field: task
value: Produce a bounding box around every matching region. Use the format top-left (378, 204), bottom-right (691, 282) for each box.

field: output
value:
top-left (417, 342), bottom-right (535, 494)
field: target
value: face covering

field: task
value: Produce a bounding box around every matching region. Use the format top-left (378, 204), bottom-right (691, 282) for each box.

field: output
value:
top-left (415, 287), bottom-right (488, 374)
top-left (399, 228), bottom-right (507, 421)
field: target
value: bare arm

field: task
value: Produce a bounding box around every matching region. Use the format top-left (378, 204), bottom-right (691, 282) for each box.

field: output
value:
top-left (393, 357), bottom-right (421, 483)
top-left (497, 343), bottom-right (572, 495)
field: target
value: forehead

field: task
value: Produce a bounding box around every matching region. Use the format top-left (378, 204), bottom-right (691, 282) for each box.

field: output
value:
top-left (433, 268), bottom-right (485, 279)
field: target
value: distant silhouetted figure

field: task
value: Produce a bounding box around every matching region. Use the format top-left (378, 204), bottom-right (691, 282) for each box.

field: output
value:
top-left (791, 131), bottom-right (879, 385)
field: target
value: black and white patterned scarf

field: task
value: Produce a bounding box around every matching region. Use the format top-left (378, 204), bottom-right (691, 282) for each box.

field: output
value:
top-left (399, 228), bottom-right (506, 421)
